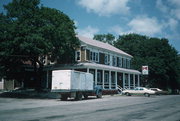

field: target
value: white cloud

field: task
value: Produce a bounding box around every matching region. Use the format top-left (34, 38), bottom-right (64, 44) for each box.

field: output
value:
top-left (73, 20), bottom-right (79, 27)
top-left (167, 18), bottom-right (178, 31)
top-left (76, 26), bottom-right (99, 38)
top-left (171, 9), bottom-right (180, 20)
top-left (168, 0), bottom-right (180, 20)
top-left (156, 0), bottom-right (169, 13)
top-left (156, 0), bottom-right (180, 21)
top-left (128, 15), bottom-right (163, 36)
top-left (168, 0), bottom-right (180, 7)
top-left (109, 25), bottom-right (130, 35)
top-left (77, 0), bottom-right (130, 16)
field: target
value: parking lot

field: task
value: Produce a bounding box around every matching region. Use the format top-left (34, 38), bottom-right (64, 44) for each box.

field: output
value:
top-left (0, 95), bottom-right (180, 121)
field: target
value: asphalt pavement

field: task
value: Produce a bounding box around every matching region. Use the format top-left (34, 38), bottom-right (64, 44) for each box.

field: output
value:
top-left (0, 95), bottom-right (179, 121)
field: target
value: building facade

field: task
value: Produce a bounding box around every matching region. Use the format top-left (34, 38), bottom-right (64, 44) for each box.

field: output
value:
top-left (53, 35), bottom-right (141, 90)
top-left (0, 35), bottom-right (141, 91)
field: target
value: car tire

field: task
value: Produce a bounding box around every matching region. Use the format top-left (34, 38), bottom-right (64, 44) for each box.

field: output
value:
top-left (144, 93), bottom-right (150, 97)
top-left (125, 92), bottom-right (131, 96)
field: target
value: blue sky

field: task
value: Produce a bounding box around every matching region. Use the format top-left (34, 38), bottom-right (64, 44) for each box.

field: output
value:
top-left (1, 0), bottom-right (180, 53)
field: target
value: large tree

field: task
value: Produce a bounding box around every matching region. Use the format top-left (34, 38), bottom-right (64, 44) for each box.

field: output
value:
top-left (0, 0), bottom-right (80, 88)
top-left (114, 34), bottom-right (180, 90)
top-left (93, 33), bottom-right (115, 45)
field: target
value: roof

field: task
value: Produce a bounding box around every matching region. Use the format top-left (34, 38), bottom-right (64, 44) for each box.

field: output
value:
top-left (79, 63), bottom-right (141, 74)
top-left (54, 63), bottom-right (141, 74)
top-left (77, 35), bottom-right (132, 58)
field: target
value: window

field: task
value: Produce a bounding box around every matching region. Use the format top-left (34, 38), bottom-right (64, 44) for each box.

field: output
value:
top-left (112, 56), bottom-right (117, 66)
top-left (123, 58), bottom-right (126, 68)
top-left (95, 53), bottom-right (99, 62)
top-left (90, 51), bottom-right (93, 60)
top-left (118, 57), bottom-right (122, 67)
top-left (97, 71), bottom-right (102, 83)
top-left (75, 51), bottom-right (81, 61)
top-left (90, 51), bottom-right (99, 62)
top-left (105, 54), bottom-right (109, 65)
top-left (93, 52), bottom-right (96, 61)
top-left (111, 72), bottom-right (115, 83)
top-left (105, 72), bottom-right (109, 83)
top-left (127, 59), bottom-right (131, 69)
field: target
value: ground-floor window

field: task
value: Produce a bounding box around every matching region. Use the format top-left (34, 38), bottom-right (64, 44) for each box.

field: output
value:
top-left (117, 73), bottom-right (123, 87)
top-left (89, 69), bottom-right (95, 82)
top-left (97, 70), bottom-right (102, 85)
top-left (104, 71), bottom-right (109, 89)
top-left (125, 74), bottom-right (129, 87)
top-left (130, 74), bottom-right (134, 89)
top-left (135, 75), bottom-right (139, 87)
top-left (111, 72), bottom-right (116, 89)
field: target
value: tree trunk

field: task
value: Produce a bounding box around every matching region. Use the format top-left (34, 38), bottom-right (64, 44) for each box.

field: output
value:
top-left (33, 57), bottom-right (43, 91)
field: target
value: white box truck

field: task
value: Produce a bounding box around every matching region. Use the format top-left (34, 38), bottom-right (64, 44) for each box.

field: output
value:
top-left (51, 70), bottom-right (102, 100)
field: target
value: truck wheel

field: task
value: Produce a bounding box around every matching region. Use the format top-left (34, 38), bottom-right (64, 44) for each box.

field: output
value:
top-left (61, 94), bottom-right (68, 101)
top-left (84, 94), bottom-right (88, 99)
top-left (75, 92), bottom-right (82, 100)
top-left (97, 91), bottom-right (102, 98)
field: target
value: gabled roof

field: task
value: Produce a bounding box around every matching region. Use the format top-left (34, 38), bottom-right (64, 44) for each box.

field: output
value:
top-left (77, 35), bottom-right (132, 58)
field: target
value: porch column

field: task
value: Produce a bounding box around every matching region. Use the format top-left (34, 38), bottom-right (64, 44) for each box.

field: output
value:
top-left (137, 74), bottom-right (140, 87)
top-left (133, 74), bottom-right (135, 89)
top-left (46, 71), bottom-right (49, 88)
top-left (102, 70), bottom-right (104, 89)
top-left (109, 70), bottom-right (111, 89)
top-left (123, 73), bottom-right (125, 88)
top-left (115, 71), bottom-right (117, 89)
top-left (128, 74), bottom-right (130, 89)
top-left (87, 68), bottom-right (89, 73)
top-left (95, 69), bottom-right (97, 86)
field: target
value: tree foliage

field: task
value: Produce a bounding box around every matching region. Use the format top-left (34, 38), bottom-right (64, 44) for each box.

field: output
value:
top-left (0, 0), bottom-right (80, 85)
top-left (93, 33), bottom-right (115, 45)
top-left (114, 33), bottom-right (180, 89)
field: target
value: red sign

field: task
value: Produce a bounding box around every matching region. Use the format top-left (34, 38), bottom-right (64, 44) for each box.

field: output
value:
top-left (142, 66), bottom-right (148, 75)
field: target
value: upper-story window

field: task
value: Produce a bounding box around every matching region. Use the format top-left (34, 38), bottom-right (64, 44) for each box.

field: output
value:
top-left (75, 50), bottom-right (81, 61)
top-left (127, 59), bottom-right (131, 69)
top-left (118, 56), bottom-right (122, 67)
top-left (104, 54), bottom-right (110, 65)
top-left (123, 57), bottom-right (126, 68)
top-left (90, 51), bottom-right (99, 62)
top-left (112, 56), bottom-right (117, 66)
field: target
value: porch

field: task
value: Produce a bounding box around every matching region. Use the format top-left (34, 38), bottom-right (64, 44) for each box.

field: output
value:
top-left (52, 63), bottom-right (141, 90)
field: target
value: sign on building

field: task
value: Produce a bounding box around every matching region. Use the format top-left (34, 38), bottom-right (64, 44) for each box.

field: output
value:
top-left (142, 66), bottom-right (149, 75)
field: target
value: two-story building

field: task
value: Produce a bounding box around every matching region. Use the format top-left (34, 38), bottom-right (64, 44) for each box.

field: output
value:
top-left (51, 35), bottom-right (141, 91)
top-left (2, 35), bottom-right (140, 92)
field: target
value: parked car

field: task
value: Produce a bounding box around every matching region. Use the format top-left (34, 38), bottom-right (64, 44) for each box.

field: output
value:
top-left (150, 88), bottom-right (168, 95)
top-left (122, 87), bottom-right (156, 97)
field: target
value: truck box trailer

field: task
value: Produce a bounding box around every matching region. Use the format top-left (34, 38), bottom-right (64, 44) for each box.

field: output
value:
top-left (51, 70), bottom-right (102, 100)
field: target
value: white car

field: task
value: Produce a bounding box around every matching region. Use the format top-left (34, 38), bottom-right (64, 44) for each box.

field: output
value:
top-left (122, 87), bottom-right (156, 97)
top-left (150, 88), bottom-right (169, 95)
